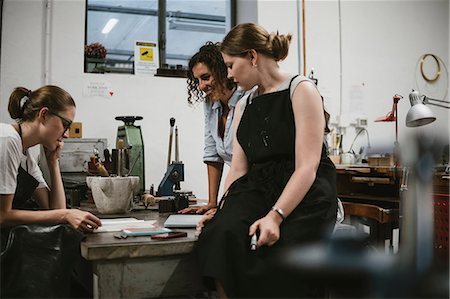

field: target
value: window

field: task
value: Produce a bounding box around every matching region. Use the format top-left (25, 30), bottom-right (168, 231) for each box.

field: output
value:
top-left (85, 0), bottom-right (235, 76)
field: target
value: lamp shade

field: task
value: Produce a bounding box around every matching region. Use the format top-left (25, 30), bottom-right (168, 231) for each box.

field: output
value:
top-left (406, 90), bottom-right (436, 127)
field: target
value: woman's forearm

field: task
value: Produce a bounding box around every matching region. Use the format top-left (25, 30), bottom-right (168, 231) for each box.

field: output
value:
top-left (0, 207), bottom-right (67, 226)
top-left (206, 162), bottom-right (223, 206)
top-left (271, 165), bottom-right (318, 218)
top-left (47, 160), bottom-right (67, 209)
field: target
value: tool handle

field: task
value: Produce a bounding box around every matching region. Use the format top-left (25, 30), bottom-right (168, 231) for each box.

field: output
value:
top-left (167, 118), bottom-right (175, 166)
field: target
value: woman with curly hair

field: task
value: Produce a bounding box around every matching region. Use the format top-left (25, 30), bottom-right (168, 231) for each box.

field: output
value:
top-left (180, 42), bottom-right (246, 215)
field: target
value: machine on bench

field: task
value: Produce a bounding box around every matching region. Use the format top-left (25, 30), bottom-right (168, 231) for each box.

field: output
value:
top-left (157, 118), bottom-right (192, 212)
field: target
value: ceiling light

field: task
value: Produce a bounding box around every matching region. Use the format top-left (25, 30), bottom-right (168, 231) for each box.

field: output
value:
top-left (102, 18), bottom-right (119, 34)
top-left (168, 19), bottom-right (225, 34)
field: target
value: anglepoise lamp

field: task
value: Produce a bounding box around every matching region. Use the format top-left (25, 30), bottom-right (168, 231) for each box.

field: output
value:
top-left (399, 89), bottom-right (450, 277)
top-left (406, 89), bottom-right (449, 127)
top-left (375, 94), bottom-right (403, 167)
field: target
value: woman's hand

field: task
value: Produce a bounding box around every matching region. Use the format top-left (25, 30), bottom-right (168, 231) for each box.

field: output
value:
top-left (196, 208), bottom-right (217, 232)
top-left (179, 203), bottom-right (216, 214)
top-left (44, 140), bottom-right (64, 165)
top-left (64, 209), bottom-right (102, 233)
top-left (248, 212), bottom-right (282, 248)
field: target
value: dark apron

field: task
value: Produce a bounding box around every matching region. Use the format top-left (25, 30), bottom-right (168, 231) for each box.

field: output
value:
top-left (1, 165), bottom-right (86, 298)
top-left (12, 165), bottom-right (40, 209)
top-left (2, 164), bottom-right (40, 252)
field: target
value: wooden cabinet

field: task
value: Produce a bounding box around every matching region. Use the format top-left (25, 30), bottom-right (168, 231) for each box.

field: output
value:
top-left (336, 165), bottom-right (400, 208)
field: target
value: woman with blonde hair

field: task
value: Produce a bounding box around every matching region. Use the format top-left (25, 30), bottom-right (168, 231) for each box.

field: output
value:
top-left (195, 23), bottom-right (336, 298)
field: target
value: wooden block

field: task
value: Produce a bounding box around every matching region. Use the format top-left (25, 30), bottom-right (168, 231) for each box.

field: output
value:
top-left (69, 122), bottom-right (82, 138)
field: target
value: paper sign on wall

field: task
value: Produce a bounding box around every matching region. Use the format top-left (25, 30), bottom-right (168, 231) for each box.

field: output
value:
top-left (134, 41), bottom-right (159, 76)
top-left (83, 79), bottom-right (113, 98)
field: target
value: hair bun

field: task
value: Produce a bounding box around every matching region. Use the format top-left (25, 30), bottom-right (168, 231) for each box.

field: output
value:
top-left (269, 31), bottom-right (292, 61)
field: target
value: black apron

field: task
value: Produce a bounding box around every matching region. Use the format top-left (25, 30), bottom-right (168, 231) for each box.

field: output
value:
top-left (12, 165), bottom-right (40, 209)
top-left (1, 144), bottom-right (86, 298)
top-left (11, 123), bottom-right (40, 210)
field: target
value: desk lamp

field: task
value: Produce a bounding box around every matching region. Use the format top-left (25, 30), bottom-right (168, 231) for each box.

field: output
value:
top-left (401, 89), bottom-right (449, 273)
top-left (406, 89), bottom-right (449, 127)
top-left (375, 94), bottom-right (403, 167)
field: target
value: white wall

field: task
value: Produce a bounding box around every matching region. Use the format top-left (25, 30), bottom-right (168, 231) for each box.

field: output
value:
top-left (256, 0), bottom-right (300, 74)
top-left (307, 0), bottom-right (449, 154)
top-left (1, 0), bottom-right (449, 200)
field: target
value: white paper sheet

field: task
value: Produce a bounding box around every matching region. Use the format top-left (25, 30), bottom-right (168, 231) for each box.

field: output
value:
top-left (95, 218), bottom-right (156, 233)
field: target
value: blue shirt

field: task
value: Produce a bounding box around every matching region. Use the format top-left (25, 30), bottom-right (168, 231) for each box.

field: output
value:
top-left (203, 88), bottom-right (245, 166)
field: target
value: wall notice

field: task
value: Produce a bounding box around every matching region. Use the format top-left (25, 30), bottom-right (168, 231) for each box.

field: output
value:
top-left (134, 41), bottom-right (159, 76)
top-left (83, 79), bottom-right (113, 98)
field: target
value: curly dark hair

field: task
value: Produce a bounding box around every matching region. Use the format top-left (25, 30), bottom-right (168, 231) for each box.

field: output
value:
top-left (187, 42), bottom-right (236, 105)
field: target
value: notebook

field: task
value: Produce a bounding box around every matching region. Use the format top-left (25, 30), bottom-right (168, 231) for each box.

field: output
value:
top-left (164, 214), bottom-right (203, 228)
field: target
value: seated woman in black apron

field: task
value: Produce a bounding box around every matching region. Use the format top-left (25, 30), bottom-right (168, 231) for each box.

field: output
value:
top-left (195, 23), bottom-right (337, 298)
top-left (0, 85), bottom-right (101, 231)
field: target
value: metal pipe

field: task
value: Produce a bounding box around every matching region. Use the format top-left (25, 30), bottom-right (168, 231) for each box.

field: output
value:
top-left (302, 0), bottom-right (306, 76)
top-left (158, 0), bottom-right (166, 66)
top-left (43, 0), bottom-right (52, 84)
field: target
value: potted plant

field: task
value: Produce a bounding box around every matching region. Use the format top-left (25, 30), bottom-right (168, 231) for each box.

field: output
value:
top-left (85, 42), bottom-right (107, 73)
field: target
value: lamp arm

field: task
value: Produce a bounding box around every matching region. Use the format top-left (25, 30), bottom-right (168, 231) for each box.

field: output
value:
top-left (423, 96), bottom-right (450, 109)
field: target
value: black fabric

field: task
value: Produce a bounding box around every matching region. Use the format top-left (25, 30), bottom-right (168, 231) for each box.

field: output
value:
top-left (196, 78), bottom-right (337, 298)
top-left (0, 224), bottom-right (84, 298)
top-left (12, 166), bottom-right (39, 209)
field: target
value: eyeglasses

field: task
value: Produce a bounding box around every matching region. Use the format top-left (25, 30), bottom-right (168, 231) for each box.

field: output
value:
top-left (50, 111), bottom-right (72, 131)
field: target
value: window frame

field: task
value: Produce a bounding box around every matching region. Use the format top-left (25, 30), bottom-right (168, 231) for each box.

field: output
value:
top-left (84, 0), bottom-right (236, 77)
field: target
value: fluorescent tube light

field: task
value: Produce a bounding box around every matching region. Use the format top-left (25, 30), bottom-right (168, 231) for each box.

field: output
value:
top-left (102, 18), bottom-right (118, 34)
top-left (169, 19), bottom-right (225, 34)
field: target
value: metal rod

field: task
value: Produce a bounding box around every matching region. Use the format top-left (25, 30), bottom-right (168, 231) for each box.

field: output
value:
top-left (175, 126), bottom-right (179, 162)
top-left (426, 102), bottom-right (450, 109)
top-left (424, 96), bottom-right (450, 104)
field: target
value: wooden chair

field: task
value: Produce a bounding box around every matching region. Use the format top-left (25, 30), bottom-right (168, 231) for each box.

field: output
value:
top-left (341, 201), bottom-right (399, 252)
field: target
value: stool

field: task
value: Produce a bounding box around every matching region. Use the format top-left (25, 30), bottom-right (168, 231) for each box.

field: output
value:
top-left (341, 201), bottom-right (399, 252)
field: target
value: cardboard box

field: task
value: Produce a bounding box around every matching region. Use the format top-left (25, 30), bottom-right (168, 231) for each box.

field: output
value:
top-left (368, 156), bottom-right (394, 167)
top-left (69, 122), bottom-right (82, 138)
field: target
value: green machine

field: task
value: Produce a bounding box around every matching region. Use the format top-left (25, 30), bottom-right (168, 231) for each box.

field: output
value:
top-left (115, 116), bottom-right (145, 194)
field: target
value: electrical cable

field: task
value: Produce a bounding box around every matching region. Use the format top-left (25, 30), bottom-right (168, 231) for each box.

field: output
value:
top-left (348, 127), bottom-right (371, 155)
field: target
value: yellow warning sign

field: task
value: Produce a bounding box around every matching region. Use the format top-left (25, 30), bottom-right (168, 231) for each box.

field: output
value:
top-left (140, 48), bottom-right (153, 61)
top-left (134, 40), bottom-right (159, 75)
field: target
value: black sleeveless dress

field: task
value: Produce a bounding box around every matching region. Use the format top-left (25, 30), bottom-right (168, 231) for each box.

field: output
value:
top-left (195, 76), bottom-right (337, 298)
